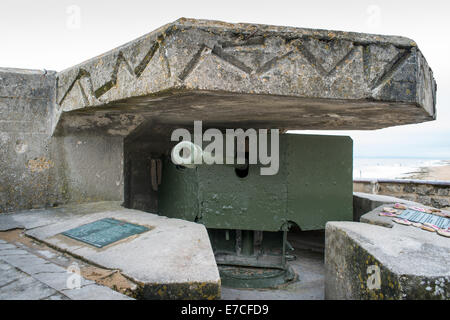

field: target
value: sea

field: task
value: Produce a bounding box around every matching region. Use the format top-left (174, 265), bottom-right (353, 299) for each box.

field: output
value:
top-left (353, 158), bottom-right (450, 180)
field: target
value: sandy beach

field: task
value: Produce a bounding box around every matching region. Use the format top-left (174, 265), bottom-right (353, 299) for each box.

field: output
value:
top-left (419, 165), bottom-right (450, 181)
top-left (407, 162), bottom-right (450, 181)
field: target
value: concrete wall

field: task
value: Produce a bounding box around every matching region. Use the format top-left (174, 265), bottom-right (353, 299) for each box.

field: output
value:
top-left (0, 68), bottom-right (59, 212)
top-left (0, 68), bottom-right (124, 213)
top-left (54, 134), bottom-right (124, 204)
top-left (354, 179), bottom-right (450, 210)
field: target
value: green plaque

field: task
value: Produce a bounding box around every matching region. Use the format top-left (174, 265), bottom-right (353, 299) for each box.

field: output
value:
top-left (62, 218), bottom-right (149, 248)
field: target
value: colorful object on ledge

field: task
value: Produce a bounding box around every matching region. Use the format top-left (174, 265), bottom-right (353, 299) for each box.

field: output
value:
top-left (383, 207), bottom-right (398, 214)
top-left (394, 203), bottom-right (408, 210)
top-left (392, 218), bottom-right (412, 226)
top-left (437, 228), bottom-right (450, 238)
top-left (379, 212), bottom-right (397, 217)
top-left (385, 205), bottom-right (450, 238)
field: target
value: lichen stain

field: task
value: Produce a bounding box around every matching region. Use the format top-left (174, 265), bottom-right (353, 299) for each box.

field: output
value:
top-left (27, 157), bottom-right (54, 172)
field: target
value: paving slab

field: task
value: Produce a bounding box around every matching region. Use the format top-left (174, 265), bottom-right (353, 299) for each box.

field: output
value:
top-left (325, 220), bottom-right (450, 300)
top-left (25, 203), bottom-right (220, 299)
top-left (0, 241), bottom-right (132, 300)
top-left (0, 243), bottom-right (17, 250)
top-left (60, 283), bottom-right (132, 300)
top-left (0, 261), bottom-right (25, 287)
top-left (2, 254), bottom-right (66, 275)
top-left (43, 293), bottom-right (69, 300)
top-left (0, 271), bottom-right (59, 300)
top-left (33, 271), bottom-right (94, 292)
top-left (0, 249), bottom-right (29, 256)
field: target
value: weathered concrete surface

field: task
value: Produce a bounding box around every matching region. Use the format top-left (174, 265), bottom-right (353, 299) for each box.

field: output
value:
top-left (0, 240), bottom-right (131, 300)
top-left (360, 206), bottom-right (396, 229)
top-left (55, 18), bottom-right (436, 135)
top-left (325, 221), bottom-right (450, 300)
top-left (24, 202), bottom-right (221, 300)
top-left (51, 134), bottom-right (124, 204)
top-left (0, 201), bottom-right (123, 231)
top-left (0, 68), bottom-right (124, 213)
top-left (0, 68), bottom-right (60, 213)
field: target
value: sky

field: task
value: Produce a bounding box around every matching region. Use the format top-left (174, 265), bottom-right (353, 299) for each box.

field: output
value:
top-left (1, 0), bottom-right (449, 158)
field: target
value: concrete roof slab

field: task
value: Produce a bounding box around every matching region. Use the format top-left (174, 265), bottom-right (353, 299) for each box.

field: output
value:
top-left (54, 18), bottom-right (436, 134)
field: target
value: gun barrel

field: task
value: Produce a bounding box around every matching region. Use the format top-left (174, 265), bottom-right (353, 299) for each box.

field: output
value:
top-left (171, 141), bottom-right (244, 168)
top-left (171, 141), bottom-right (202, 168)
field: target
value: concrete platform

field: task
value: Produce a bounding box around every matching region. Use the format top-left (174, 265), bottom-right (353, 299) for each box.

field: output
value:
top-left (0, 239), bottom-right (131, 300)
top-left (0, 201), bottom-right (123, 231)
top-left (353, 192), bottom-right (445, 226)
top-left (325, 216), bottom-right (450, 299)
top-left (222, 230), bottom-right (325, 300)
top-left (355, 192), bottom-right (450, 227)
top-left (1, 201), bottom-right (331, 300)
top-left (14, 202), bottom-right (220, 299)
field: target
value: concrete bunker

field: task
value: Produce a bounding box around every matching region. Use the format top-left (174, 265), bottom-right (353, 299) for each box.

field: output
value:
top-left (51, 17), bottom-right (437, 289)
top-left (0, 18), bottom-right (438, 296)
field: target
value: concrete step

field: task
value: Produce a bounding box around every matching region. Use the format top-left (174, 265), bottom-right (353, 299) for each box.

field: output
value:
top-left (24, 202), bottom-right (221, 299)
top-left (0, 239), bottom-right (131, 300)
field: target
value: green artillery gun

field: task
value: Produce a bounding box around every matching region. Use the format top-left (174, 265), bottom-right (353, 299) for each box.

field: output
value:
top-left (158, 133), bottom-right (353, 287)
